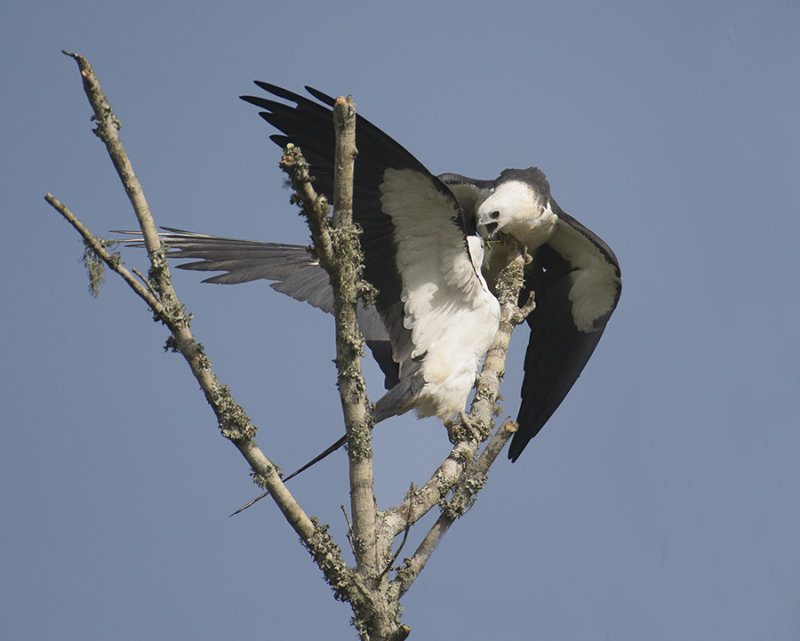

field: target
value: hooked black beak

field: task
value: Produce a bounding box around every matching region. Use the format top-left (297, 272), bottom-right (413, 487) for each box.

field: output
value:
top-left (477, 209), bottom-right (501, 239)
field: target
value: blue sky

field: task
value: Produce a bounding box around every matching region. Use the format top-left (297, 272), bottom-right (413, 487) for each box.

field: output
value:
top-left (2, 1), bottom-right (799, 639)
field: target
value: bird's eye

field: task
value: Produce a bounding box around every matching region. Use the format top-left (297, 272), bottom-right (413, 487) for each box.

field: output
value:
top-left (489, 210), bottom-right (500, 220)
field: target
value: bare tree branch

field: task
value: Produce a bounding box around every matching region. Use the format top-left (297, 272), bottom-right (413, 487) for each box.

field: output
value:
top-left (61, 51), bottom-right (163, 259)
top-left (331, 97), bottom-right (381, 586)
top-left (392, 419), bottom-right (517, 597)
top-left (280, 96), bottom-right (403, 640)
top-left (46, 51), bottom-right (357, 615)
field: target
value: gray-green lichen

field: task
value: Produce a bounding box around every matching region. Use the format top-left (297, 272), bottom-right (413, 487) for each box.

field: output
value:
top-left (304, 518), bottom-right (354, 603)
top-left (81, 238), bottom-right (118, 297)
top-left (215, 383), bottom-right (256, 440)
top-left (439, 473), bottom-right (487, 520)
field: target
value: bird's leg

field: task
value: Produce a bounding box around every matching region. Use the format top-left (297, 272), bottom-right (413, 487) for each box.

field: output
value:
top-left (445, 411), bottom-right (486, 445)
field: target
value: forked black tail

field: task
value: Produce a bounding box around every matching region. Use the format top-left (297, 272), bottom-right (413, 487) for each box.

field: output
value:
top-left (230, 433), bottom-right (347, 516)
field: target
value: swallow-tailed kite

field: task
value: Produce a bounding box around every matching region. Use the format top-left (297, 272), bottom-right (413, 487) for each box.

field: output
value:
top-left (138, 84), bottom-right (620, 465)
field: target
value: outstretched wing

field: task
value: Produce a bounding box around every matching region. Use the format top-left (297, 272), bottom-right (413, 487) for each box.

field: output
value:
top-left (118, 228), bottom-right (399, 388)
top-left (242, 84), bottom-right (497, 420)
top-left (509, 215), bottom-right (621, 461)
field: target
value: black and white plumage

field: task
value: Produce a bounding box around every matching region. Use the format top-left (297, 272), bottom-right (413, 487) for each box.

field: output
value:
top-left (443, 168), bottom-right (621, 460)
top-left (239, 83), bottom-right (501, 424)
top-left (142, 85), bottom-right (620, 463)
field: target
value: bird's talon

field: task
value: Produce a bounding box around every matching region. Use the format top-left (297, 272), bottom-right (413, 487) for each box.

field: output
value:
top-left (446, 412), bottom-right (484, 445)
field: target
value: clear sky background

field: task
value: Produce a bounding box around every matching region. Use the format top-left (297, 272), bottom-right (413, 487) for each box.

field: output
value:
top-left (2, 1), bottom-right (798, 639)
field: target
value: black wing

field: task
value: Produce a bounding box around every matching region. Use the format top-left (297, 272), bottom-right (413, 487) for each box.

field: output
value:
top-left (241, 84), bottom-right (488, 417)
top-left (509, 223), bottom-right (621, 461)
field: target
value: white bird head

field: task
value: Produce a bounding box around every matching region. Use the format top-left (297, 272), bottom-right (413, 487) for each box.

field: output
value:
top-left (476, 167), bottom-right (559, 249)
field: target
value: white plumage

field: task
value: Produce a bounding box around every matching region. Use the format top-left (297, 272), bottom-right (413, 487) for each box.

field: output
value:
top-left (379, 168), bottom-right (500, 419)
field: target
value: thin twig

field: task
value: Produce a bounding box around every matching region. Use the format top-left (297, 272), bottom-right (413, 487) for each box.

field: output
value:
top-left (393, 419), bottom-right (518, 597)
top-left (341, 504), bottom-right (357, 556)
top-left (380, 484), bottom-right (416, 579)
top-left (132, 267), bottom-right (159, 298)
top-left (45, 194), bottom-right (166, 315)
